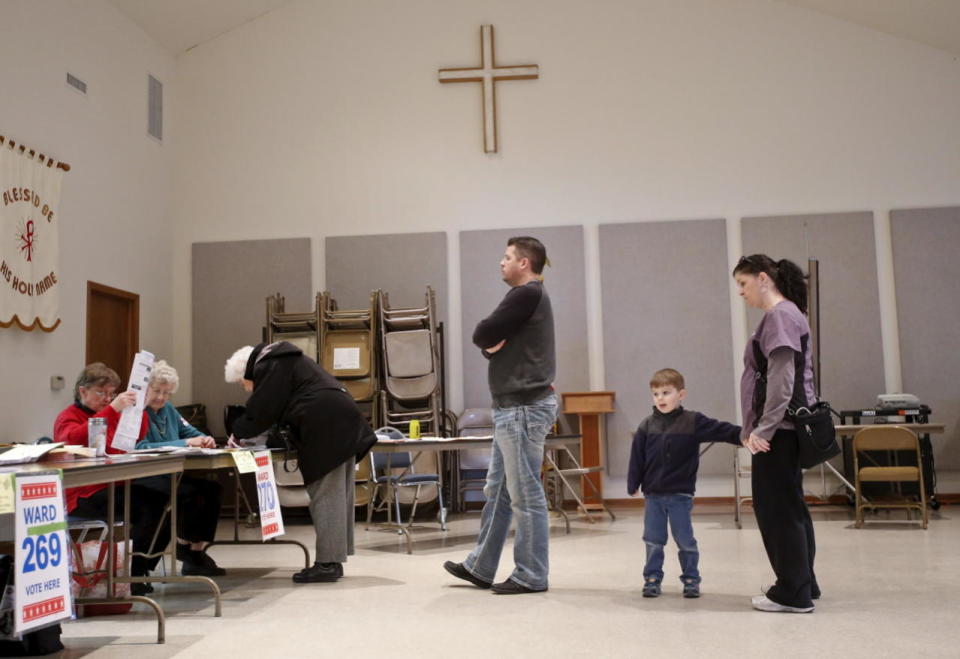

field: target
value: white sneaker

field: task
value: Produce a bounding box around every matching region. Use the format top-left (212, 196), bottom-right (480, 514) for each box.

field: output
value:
top-left (751, 595), bottom-right (814, 613)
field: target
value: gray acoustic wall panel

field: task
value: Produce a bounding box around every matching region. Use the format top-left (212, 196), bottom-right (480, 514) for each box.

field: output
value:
top-left (459, 226), bottom-right (589, 412)
top-left (599, 219), bottom-right (737, 479)
top-left (192, 238), bottom-right (312, 436)
top-left (742, 212), bottom-right (884, 410)
top-left (891, 207), bottom-right (960, 470)
top-left (325, 232), bottom-right (447, 322)
top-left (326, 232), bottom-right (449, 414)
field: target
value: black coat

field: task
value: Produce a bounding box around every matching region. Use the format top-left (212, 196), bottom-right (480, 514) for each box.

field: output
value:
top-left (232, 341), bottom-right (377, 485)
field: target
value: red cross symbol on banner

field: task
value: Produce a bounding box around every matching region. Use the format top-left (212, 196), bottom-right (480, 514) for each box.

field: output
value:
top-left (18, 220), bottom-right (35, 262)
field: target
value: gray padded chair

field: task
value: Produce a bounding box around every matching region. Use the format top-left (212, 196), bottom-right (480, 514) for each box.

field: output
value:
top-left (457, 408), bottom-right (493, 508)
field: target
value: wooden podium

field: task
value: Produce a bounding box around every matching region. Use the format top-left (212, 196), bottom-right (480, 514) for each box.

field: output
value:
top-left (561, 391), bottom-right (615, 508)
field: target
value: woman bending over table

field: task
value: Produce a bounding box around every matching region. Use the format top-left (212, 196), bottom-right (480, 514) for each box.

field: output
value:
top-left (224, 341), bottom-right (377, 583)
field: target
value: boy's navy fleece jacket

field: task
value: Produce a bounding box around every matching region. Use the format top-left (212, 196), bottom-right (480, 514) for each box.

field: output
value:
top-left (627, 407), bottom-right (741, 496)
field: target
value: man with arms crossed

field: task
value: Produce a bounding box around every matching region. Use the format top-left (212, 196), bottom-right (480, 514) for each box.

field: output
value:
top-left (444, 236), bottom-right (557, 594)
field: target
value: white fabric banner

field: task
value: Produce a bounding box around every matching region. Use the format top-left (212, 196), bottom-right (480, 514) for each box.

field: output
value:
top-left (1, 142), bottom-right (63, 331)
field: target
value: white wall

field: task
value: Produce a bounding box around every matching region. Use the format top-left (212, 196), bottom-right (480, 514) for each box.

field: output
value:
top-left (0, 0), bottom-right (176, 441)
top-left (3, 1), bottom-right (956, 494)
top-left (0, 0), bottom-right (954, 495)
top-left (171, 0), bottom-right (960, 416)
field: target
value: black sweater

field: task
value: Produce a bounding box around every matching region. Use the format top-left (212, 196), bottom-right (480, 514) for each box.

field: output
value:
top-left (627, 407), bottom-right (741, 496)
top-left (472, 280), bottom-right (555, 407)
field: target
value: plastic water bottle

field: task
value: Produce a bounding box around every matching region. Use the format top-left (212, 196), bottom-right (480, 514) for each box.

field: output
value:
top-left (87, 417), bottom-right (107, 457)
top-left (408, 419), bottom-right (420, 439)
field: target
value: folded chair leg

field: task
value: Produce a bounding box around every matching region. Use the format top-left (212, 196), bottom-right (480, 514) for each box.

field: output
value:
top-left (365, 483), bottom-right (379, 529)
top-left (436, 483), bottom-right (448, 531)
top-left (393, 485), bottom-right (403, 534)
top-left (408, 485), bottom-right (421, 528)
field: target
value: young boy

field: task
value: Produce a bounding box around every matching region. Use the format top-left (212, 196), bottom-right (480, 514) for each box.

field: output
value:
top-left (627, 368), bottom-right (741, 598)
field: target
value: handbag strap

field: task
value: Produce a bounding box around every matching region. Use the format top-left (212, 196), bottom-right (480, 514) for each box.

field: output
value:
top-left (752, 334), bottom-right (813, 426)
top-left (785, 334), bottom-right (811, 417)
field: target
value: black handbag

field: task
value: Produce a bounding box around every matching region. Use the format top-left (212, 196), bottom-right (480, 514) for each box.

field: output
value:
top-left (268, 424), bottom-right (299, 473)
top-left (788, 401), bottom-right (841, 469)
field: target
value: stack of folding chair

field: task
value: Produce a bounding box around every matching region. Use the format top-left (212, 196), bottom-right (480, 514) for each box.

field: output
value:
top-left (265, 291), bottom-right (380, 510)
top-left (378, 286), bottom-right (442, 435)
top-left (265, 292), bottom-right (321, 360)
top-left (318, 289), bottom-right (380, 427)
top-left (263, 293), bottom-right (324, 511)
top-left (376, 287), bottom-right (444, 506)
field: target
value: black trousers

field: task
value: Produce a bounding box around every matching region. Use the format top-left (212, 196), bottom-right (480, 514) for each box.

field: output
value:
top-left (71, 483), bottom-right (171, 577)
top-left (135, 475), bottom-right (222, 544)
top-left (752, 428), bottom-right (819, 608)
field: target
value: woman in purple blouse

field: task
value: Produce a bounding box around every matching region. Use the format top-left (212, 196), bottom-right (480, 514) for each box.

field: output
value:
top-left (734, 254), bottom-right (820, 614)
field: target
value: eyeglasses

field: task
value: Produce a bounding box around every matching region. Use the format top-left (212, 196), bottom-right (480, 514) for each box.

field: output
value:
top-left (82, 387), bottom-right (115, 401)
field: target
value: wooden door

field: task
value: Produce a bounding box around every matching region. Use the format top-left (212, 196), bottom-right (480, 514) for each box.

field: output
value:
top-left (86, 281), bottom-right (139, 386)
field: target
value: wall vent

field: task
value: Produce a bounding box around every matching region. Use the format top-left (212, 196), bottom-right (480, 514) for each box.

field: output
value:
top-left (66, 73), bottom-right (87, 95)
top-left (148, 74), bottom-right (163, 141)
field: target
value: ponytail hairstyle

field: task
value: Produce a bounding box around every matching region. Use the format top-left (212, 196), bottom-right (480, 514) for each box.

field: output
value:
top-left (733, 254), bottom-right (808, 314)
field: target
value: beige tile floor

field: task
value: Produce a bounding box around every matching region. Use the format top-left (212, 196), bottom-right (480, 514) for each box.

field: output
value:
top-left (57, 504), bottom-right (960, 658)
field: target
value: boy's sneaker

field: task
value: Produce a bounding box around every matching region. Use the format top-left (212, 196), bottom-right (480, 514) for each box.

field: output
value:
top-left (751, 594), bottom-right (814, 613)
top-left (682, 580), bottom-right (700, 598)
top-left (642, 579), bottom-right (661, 598)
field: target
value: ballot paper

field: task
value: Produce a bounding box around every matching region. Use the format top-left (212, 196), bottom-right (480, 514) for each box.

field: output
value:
top-left (113, 350), bottom-right (155, 452)
top-left (0, 474), bottom-right (13, 513)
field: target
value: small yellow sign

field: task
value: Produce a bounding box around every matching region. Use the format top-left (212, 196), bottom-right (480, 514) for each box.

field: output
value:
top-left (0, 473), bottom-right (14, 513)
top-left (230, 451), bottom-right (257, 474)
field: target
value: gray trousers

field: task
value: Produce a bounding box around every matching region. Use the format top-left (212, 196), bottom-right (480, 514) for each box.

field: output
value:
top-left (306, 457), bottom-right (355, 564)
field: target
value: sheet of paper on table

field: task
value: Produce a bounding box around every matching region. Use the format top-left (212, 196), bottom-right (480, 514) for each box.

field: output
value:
top-left (0, 442), bottom-right (65, 465)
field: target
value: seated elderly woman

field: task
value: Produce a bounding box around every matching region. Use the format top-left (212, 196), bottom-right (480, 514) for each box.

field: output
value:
top-left (53, 362), bottom-right (170, 595)
top-left (135, 360), bottom-right (225, 577)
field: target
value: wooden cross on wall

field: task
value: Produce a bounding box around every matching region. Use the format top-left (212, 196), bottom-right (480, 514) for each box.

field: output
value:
top-left (438, 25), bottom-right (539, 154)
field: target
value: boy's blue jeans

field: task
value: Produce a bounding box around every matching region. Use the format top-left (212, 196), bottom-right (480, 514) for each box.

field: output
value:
top-left (462, 392), bottom-right (557, 590)
top-left (642, 493), bottom-right (700, 584)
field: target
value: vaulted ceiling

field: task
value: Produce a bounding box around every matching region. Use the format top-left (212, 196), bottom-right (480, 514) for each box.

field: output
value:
top-left (107, 0), bottom-right (960, 57)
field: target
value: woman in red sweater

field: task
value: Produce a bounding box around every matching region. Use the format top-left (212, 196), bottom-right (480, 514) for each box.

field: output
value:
top-left (53, 362), bottom-right (170, 594)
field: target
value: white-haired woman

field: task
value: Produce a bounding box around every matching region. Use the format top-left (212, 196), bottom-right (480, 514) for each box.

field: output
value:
top-left (140, 360), bottom-right (216, 450)
top-left (136, 360), bottom-right (226, 577)
top-left (225, 341), bottom-right (377, 583)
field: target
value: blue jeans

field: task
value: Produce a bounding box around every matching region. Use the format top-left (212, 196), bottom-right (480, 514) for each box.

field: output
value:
top-left (642, 493), bottom-right (700, 584)
top-left (463, 392), bottom-right (557, 590)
